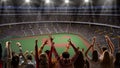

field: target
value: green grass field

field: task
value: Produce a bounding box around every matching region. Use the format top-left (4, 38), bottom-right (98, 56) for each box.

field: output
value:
top-left (0, 33), bottom-right (88, 56)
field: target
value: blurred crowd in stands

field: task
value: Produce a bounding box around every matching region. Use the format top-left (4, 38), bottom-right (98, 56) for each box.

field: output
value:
top-left (0, 35), bottom-right (120, 68)
top-left (0, 23), bottom-right (119, 48)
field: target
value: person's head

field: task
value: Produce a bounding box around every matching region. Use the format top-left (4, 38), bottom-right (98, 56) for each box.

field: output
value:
top-left (12, 51), bottom-right (15, 56)
top-left (19, 52), bottom-right (23, 56)
top-left (101, 50), bottom-right (111, 64)
top-left (19, 52), bottom-right (24, 58)
top-left (77, 51), bottom-right (84, 60)
top-left (39, 53), bottom-right (48, 65)
top-left (45, 50), bottom-right (50, 56)
top-left (74, 51), bottom-right (84, 68)
top-left (26, 54), bottom-right (32, 60)
top-left (115, 51), bottom-right (120, 64)
top-left (102, 46), bottom-right (107, 52)
top-left (116, 51), bottom-right (120, 60)
top-left (92, 50), bottom-right (99, 62)
top-left (62, 52), bottom-right (70, 59)
top-left (11, 55), bottom-right (19, 67)
top-left (39, 53), bottom-right (48, 59)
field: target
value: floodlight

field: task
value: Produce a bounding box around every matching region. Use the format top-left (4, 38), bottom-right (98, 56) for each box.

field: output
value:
top-left (1, 0), bottom-right (7, 2)
top-left (65, 0), bottom-right (69, 4)
top-left (45, 0), bottom-right (51, 4)
top-left (25, 0), bottom-right (31, 3)
top-left (84, 0), bottom-right (89, 3)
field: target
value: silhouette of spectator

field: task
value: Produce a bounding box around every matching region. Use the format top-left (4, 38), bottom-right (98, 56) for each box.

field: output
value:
top-left (114, 51), bottom-right (120, 68)
top-left (35, 38), bottom-right (52, 68)
top-left (0, 43), bottom-right (2, 60)
top-left (3, 41), bottom-right (12, 68)
top-left (11, 54), bottom-right (19, 68)
top-left (24, 54), bottom-right (35, 68)
top-left (74, 51), bottom-right (85, 68)
top-left (52, 39), bottom-right (79, 68)
top-left (85, 37), bottom-right (101, 68)
top-left (0, 43), bottom-right (2, 68)
top-left (100, 36), bottom-right (115, 68)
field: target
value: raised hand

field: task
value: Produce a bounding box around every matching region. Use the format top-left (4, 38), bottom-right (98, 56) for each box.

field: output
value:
top-left (93, 36), bottom-right (96, 41)
top-left (35, 40), bottom-right (38, 45)
top-left (49, 35), bottom-right (54, 42)
top-left (105, 35), bottom-right (115, 54)
top-left (16, 42), bottom-right (21, 47)
top-left (105, 35), bottom-right (108, 38)
top-left (30, 51), bottom-right (34, 55)
top-left (24, 50), bottom-right (29, 55)
top-left (43, 40), bottom-right (48, 45)
top-left (68, 39), bottom-right (72, 45)
top-left (6, 41), bottom-right (11, 48)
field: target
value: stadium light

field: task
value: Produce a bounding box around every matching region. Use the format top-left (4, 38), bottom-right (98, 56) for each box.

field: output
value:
top-left (84, 0), bottom-right (89, 3)
top-left (25, 0), bottom-right (31, 3)
top-left (1, 0), bottom-right (7, 2)
top-left (45, 0), bottom-right (51, 4)
top-left (65, 0), bottom-right (69, 4)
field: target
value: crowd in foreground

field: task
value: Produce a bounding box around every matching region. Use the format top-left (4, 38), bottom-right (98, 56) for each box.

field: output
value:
top-left (0, 35), bottom-right (120, 68)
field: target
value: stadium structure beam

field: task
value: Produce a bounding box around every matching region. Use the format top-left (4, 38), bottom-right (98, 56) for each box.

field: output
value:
top-left (0, 21), bottom-right (120, 29)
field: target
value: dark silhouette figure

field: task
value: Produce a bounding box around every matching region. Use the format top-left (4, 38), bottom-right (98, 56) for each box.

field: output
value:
top-left (0, 43), bottom-right (2, 60)
top-left (114, 51), bottom-right (120, 68)
top-left (74, 51), bottom-right (85, 68)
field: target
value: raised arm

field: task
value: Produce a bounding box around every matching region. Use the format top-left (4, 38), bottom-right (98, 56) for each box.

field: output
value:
top-left (35, 40), bottom-right (39, 68)
top-left (6, 41), bottom-right (12, 59)
top-left (85, 36), bottom-right (96, 60)
top-left (105, 35), bottom-right (115, 54)
top-left (52, 44), bottom-right (60, 60)
top-left (16, 42), bottom-right (23, 53)
top-left (91, 36), bottom-right (96, 51)
top-left (48, 36), bottom-right (54, 67)
top-left (50, 37), bottom-right (60, 60)
top-left (68, 39), bottom-right (79, 53)
top-left (23, 50), bottom-right (29, 60)
top-left (30, 51), bottom-right (35, 57)
top-left (16, 42), bottom-right (26, 59)
top-left (68, 39), bottom-right (80, 61)
top-left (85, 44), bottom-right (93, 60)
top-left (38, 40), bottom-right (48, 55)
top-left (23, 50), bottom-right (29, 63)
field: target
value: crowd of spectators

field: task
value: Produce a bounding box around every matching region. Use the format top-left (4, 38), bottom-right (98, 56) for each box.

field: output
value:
top-left (0, 23), bottom-right (120, 48)
top-left (0, 35), bottom-right (120, 68)
top-left (0, 1), bottom-right (119, 68)
top-left (0, 17), bottom-right (119, 68)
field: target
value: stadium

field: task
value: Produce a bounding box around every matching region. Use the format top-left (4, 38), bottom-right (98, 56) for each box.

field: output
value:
top-left (0, 0), bottom-right (120, 68)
